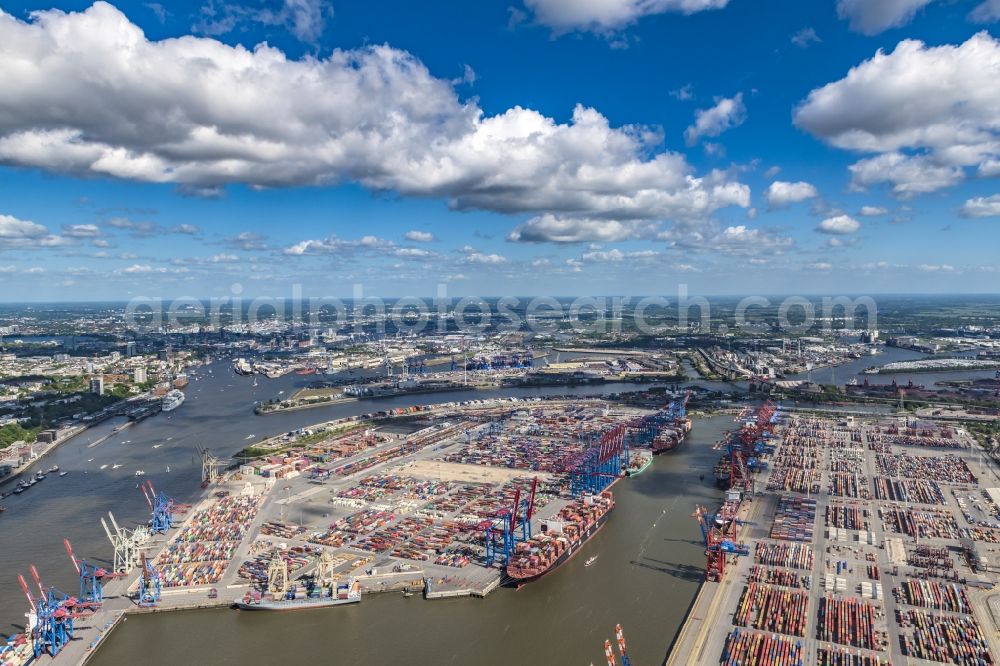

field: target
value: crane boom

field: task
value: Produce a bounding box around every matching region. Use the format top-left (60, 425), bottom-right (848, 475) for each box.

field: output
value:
top-left (64, 539), bottom-right (81, 575)
top-left (30, 564), bottom-right (45, 598)
top-left (18, 574), bottom-right (36, 613)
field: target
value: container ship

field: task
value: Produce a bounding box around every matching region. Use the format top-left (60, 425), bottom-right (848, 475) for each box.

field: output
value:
top-left (505, 491), bottom-right (614, 586)
top-left (162, 389), bottom-right (185, 412)
top-left (713, 454), bottom-right (732, 489)
top-left (235, 579), bottom-right (361, 611)
top-left (651, 417), bottom-right (692, 454)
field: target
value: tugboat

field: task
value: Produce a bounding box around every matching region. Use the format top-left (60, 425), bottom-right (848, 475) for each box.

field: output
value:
top-left (48, 465), bottom-right (59, 474)
top-left (34, 471), bottom-right (46, 482)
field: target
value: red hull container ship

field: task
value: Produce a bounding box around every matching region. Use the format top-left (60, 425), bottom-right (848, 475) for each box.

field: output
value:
top-left (652, 416), bottom-right (692, 454)
top-left (505, 491), bottom-right (615, 585)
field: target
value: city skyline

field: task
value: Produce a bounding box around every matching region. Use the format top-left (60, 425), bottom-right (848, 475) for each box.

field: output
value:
top-left (1, 0), bottom-right (1000, 299)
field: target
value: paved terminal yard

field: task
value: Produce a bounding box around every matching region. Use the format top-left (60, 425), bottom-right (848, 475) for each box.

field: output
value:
top-left (8, 396), bottom-right (655, 666)
top-left (669, 413), bottom-right (1000, 666)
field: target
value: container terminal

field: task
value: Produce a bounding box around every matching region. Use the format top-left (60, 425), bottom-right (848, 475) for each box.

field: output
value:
top-left (667, 404), bottom-right (1000, 666)
top-left (0, 392), bottom-right (694, 665)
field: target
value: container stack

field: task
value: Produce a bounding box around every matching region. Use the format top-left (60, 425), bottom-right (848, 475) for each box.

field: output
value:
top-left (754, 542), bottom-right (815, 570)
top-left (720, 629), bottom-right (804, 666)
top-left (770, 496), bottom-right (817, 543)
top-left (733, 583), bottom-right (809, 636)
top-left (816, 596), bottom-right (881, 650)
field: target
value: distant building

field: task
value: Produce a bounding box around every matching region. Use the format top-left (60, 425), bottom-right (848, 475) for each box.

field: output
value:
top-left (90, 376), bottom-right (104, 396)
top-left (125, 341), bottom-right (137, 358)
top-left (36, 429), bottom-right (59, 444)
top-left (133, 367), bottom-right (147, 383)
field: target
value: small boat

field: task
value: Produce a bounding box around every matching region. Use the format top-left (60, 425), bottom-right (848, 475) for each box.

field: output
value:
top-left (135, 470), bottom-right (145, 476)
top-left (112, 464), bottom-right (122, 470)
top-left (100, 464), bottom-right (108, 470)
top-left (59, 471), bottom-right (68, 477)
top-left (48, 465), bottom-right (59, 473)
top-left (153, 444), bottom-right (162, 449)
top-left (166, 466), bottom-right (171, 473)
top-left (585, 556), bottom-right (599, 567)
top-left (34, 472), bottom-right (46, 481)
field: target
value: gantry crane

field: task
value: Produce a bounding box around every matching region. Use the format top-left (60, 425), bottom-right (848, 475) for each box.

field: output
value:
top-left (200, 446), bottom-right (226, 485)
top-left (64, 538), bottom-right (122, 605)
top-left (136, 552), bottom-right (161, 607)
top-left (483, 478), bottom-right (537, 567)
top-left (693, 504), bottom-right (749, 581)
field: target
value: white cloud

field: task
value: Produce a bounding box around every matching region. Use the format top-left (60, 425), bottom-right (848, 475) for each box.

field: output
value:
top-left (122, 264), bottom-right (155, 274)
top-left (817, 215), bottom-right (861, 234)
top-left (917, 263), bottom-right (955, 272)
top-left (582, 248), bottom-right (626, 262)
top-left (848, 153), bottom-right (963, 197)
top-left (795, 33), bottom-right (1000, 196)
top-left (807, 262), bottom-right (833, 271)
top-left (791, 27), bottom-right (821, 48)
top-left (979, 159), bottom-right (1000, 177)
top-left (61, 223), bottom-right (101, 238)
top-left (394, 247), bottom-right (434, 258)
top-left (464, 252), bottom-right (508, 265)
top-left (404, 230), bottom-right (435, 243)
top-left (0, 265), bottom-right (14, 273)
top-left (0, 214), bottom-right (48, 240)
top-left (960, 194), bottom-right (1000, 218)
top-left (858, 205), bottom-right (888, 216)
top-left (0, 213), bottom-right (69, 249)
top-left (194, 0), bottom-right (333, 44)
top-left (836, 0), bottom-right (933, 35)
top-left (580, 248), bottom-right (659, 263)
top-left (969, 0), bottom-right (1000, 22)
top-left (670, 84), bottom-right (694, 101)
top-left (172, 223), bottom-right (200, 235)
top-left (522, 0), bottom-right (729, 34)
top-left (684, 93), bottom-right (745, 145)
top-left (211, 253), bottom-right (239, 263)
top-left (225, 231), bottom-right (268, 250)
top-left (659, 223), bottom-right (793, 258)
top-left (508, 216), bottom-right (658, 243)
top-left (0, 3), bottom-right (748, 231)
top-left (764, 181), bottom-right (818, 208)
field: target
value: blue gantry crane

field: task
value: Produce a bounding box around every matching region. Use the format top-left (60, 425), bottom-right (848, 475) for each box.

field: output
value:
top-left (563, 424), bottom-right (627, 496)
top-left (18, 565), bottom-right (89, 659)
top-left (482, 478), bottom-right (537, 567)
top-left (136, 553), bottom-right (161, 607)
top-left (64, 538), bottom-right (120, 605)
top-left (141, 479), bottom-right (188, 534)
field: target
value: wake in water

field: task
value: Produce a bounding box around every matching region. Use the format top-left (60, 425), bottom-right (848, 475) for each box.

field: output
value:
top-left (635, 500), bottom-right (674, 563)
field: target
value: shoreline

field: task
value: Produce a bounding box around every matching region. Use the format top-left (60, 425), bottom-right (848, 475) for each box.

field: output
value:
top-left (0, 424), bottom-right (86, 492)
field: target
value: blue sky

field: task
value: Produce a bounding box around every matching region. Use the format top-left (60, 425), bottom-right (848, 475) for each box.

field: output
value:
top-left (0, 0), bottom-right (998, 299)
